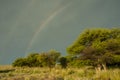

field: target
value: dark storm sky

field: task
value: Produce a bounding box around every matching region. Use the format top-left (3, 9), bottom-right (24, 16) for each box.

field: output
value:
top-left (0, 0), bottom-right (120, 64)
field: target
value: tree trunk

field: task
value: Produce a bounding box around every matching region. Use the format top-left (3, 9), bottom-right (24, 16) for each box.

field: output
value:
top-left (102, 63), bottom-right (107, 71)
top-left (95, 64), bottom-right (102, 72)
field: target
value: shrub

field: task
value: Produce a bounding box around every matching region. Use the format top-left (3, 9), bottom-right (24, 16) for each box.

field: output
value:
top-left (12, 58), bottom-right (28, 67)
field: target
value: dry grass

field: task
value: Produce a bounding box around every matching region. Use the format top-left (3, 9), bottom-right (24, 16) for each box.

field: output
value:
top-left (0, 65), bottom-right (120, 80)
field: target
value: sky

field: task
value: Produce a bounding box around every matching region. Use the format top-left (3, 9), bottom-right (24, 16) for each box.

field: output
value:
top-left (0, 0), bottom-right (120, 64)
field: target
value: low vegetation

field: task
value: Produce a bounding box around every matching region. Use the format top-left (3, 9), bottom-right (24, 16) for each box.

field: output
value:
top-left (0, 65), bottom-right (120, 80)
top-left (1, 28), bottom-right (120, 80)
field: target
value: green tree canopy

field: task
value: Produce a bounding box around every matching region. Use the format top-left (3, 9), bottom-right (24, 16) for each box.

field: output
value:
top-left (58, 57), bottom-right (67, 68)
top-left (67, 28), bottom-right (120, 67)
top-left (12, 49), bottom-right (61, 67)
top-left (12, 58), bottom-right (28, 67)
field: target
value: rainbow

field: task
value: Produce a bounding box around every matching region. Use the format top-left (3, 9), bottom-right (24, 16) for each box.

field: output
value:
top-left (25, 2), bottom-right (72, 55)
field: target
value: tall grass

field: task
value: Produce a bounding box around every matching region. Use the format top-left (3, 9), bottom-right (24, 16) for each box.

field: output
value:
top-left (0, 65), bottom-right (120, 80)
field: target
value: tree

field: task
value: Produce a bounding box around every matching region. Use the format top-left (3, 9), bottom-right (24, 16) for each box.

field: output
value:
top-left (58, 57), bottom-right (67, 68)
top-left (12, 50), bottom-right (61, 68)
top-left (26, 53), bottom-right (40, 67)
top-left (37, 52), bottom-right (49, 67)
top-left (67, 28), bottom-right (120, 69)
top-left (47, 50), bottom-right (61, 63)
top-left (47, 49), bottom-right (61, 68)
top-left (67, 28), bottom-right (111, 54)
top-left (12, 58), bottom-right (28, 67)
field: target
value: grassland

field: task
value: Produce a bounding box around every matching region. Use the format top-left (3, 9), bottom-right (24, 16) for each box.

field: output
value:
top-left (0, 65), bottom-right (120, 80)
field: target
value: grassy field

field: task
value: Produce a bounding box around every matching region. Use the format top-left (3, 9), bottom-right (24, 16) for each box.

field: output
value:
top-left (0, 65), bottom-right (120, 80)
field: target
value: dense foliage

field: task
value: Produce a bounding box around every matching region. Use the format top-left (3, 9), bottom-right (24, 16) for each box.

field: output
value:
top-left (12, 50), bottom-right (61, 67)
top-left (67, 28), bottom-right (120, 68)
top-left (58, 57), bottom-right (67, 68)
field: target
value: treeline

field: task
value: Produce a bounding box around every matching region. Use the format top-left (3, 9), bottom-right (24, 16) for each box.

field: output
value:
top-left (12, 28), bottom-right (120, 69)
top-left (12, 50), bottom-right (67, 68)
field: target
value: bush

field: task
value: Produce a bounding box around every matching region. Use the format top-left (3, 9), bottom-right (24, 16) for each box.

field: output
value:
top-left (58, 57), bottom-right (67, 68)
top-left (12, 50), bottom-right (61, 68)
top-left (12, 58), bottom-right (28, 67)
